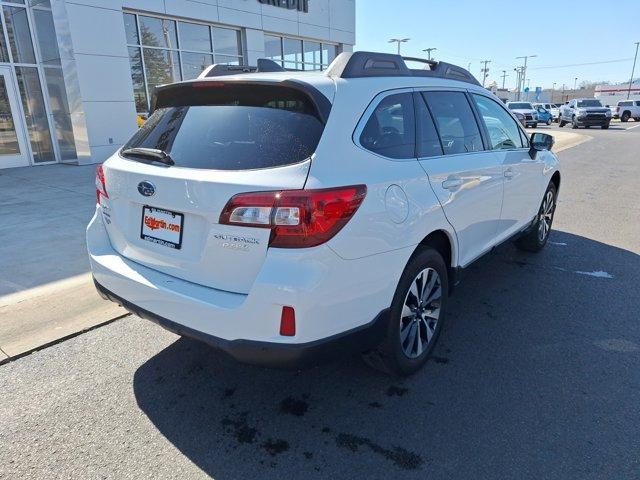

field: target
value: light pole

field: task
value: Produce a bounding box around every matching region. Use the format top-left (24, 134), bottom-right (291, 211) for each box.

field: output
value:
top-left (573, 77), bottom-right (578, 91)
top-left (388, 38), bottom-right (410, 55)
top-left (561, 84), bottom-right (566, 103)
top-left (627, 41), bottom-right (639, 99)
top-left (551, 82), bottom-right (556, 103)
top-left (422, 47), bottom-right (437, 61)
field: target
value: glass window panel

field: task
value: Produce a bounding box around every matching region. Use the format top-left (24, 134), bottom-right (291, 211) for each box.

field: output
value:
top-left (128, 47), bottom-right (147, 113)
top-left (143, 48), bottom-right (180, 93)
top-left (322, 44), bottom-right (337, 65)
top-left (0, 76), bottom-right (20, 155)
top-left (214, 54), bottom-right (240, 65)
top-left (123, 13), bottom-right (138, 45)
top-left (33, 9), bottom-right (60, 65)
top-left (212, 27), bottom-right (241, 56)
top-left (15, 66), bottom-right (55, 163)
top-left (29, 0), bottom-right (50, 6)
top-left (43, 67), bottom-right (77, 160)
top-left (4, 6), bottom-right (36, 64)
top-left (415, 94), bottom-right (443, 158)
top-left (472, 94), bottom-right (524, 150)
top-left (264, 35), bottom-right (282, 64)
top-left (283, 38), bottom-right (302, 69)
top-left (360, 93), bottom-right (416, 159)
top-left (179, 22), bottom-right (211, 52)
top-left (422, 91), bottom-right (483, 155)
top-left (303, 41), bottom-right (321, 65)
top-left (182, 52), bottom-right (213, 80)
top-left (139, 16), bottom-right (177, 49)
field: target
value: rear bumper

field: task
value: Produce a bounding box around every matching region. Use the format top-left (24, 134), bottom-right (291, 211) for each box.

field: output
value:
top-left (87, 209), bottom-right (406, 367)
top-left (95, 279), bottom-right (389, 368)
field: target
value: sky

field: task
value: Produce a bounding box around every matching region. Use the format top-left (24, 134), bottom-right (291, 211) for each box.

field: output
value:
top-left (354, 0), bottom-right (640, 90)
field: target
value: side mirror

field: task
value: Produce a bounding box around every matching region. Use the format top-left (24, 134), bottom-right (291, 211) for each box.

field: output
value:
top-left (529, 133), bottom-right (554, 159)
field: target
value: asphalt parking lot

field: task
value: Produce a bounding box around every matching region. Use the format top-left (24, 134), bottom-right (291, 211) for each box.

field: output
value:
top-left (1, 124), bottom-right (639, 479)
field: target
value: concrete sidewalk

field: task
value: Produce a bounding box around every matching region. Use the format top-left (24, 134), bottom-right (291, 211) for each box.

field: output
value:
top-left (0, 164), bottom-right (124, 361)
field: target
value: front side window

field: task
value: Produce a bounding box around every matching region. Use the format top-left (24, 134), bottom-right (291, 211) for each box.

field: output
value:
top-left (473, 94), bottom-right (525, 150)
top-left (422, 91), bottom-right (483, 155)
top-left (360, 93), bottom-right (416, 159)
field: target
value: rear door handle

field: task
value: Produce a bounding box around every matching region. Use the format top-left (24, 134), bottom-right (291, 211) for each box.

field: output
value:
top-left (442, 178), bottom-right (463, 190)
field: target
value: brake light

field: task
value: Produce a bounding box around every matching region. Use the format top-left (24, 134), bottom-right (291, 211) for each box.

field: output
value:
top-left (95, 165), bottom-right (108, 205)
top-left (280, 307), bottom-right (296, 336)
top-left (219, 185), bottom-right (367, 248)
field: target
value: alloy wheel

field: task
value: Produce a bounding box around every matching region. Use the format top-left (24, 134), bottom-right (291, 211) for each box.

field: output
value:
top-left (538, 190), bottom-right (554, 241)
top-left (399, 268), bottom-right (442, 359)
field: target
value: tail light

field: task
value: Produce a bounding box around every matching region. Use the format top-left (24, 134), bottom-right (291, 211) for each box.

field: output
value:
top-left (95, 165), bottom-right (108, 205)
top-left (219, 185), bottom-right (367, 248)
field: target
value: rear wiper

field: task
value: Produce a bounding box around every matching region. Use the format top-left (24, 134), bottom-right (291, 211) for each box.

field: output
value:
top-left (121, 147), bottom-right (174, 166)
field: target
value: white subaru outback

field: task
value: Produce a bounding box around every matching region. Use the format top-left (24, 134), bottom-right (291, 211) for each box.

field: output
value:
top-left (88, 52), bottom-right (560, 376)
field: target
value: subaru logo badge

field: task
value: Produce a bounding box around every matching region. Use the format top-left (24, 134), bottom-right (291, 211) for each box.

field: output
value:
top-left (137, 181), bottom-right (155, 197)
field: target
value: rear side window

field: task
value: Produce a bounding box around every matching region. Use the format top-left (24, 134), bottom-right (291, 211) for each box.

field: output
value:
top-left (422, 91), bottom-right (483, 155)
top-left (472, 94), bottom-right (525, 150)
top-left (359, 93), bottom-right (416, 159)
top-left (122, 85), bottom-right (324, 170)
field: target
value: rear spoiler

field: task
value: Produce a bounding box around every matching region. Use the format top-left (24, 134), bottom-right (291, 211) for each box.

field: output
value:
top-left (150, 78), bottom-right (332, 124)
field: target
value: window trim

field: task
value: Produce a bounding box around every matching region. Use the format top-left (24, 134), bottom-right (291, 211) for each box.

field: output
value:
top-left (470, 91), bottom-right (531, 152)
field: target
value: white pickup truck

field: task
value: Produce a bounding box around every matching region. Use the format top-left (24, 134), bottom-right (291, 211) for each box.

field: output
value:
top-left (614, 100), bottom-right (640, 122)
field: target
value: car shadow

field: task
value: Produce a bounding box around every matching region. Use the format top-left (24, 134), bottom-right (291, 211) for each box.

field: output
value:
top-left (133, 230), bottom-right (640, 479)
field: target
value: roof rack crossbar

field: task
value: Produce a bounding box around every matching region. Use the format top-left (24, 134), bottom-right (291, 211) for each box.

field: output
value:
top-left (325, 51), bottom-right (481, 86)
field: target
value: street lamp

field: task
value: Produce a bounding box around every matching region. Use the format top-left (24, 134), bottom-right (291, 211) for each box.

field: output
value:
top-left (574, 77), bottom-right (578, 91)
top-left (552, 82), bottom-right (556, 103)
top-left (388, 38), bottom-right (410, 55)
top-left (627, 41), bottom-right (639, 99)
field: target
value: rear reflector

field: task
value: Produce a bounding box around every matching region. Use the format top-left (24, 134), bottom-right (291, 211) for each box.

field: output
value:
top-left (219, 185), bottom-right (367, 248)
top-left (95, 165), bottom-right (108, 205)
top-left (280, 306), bottom-right (296, 336)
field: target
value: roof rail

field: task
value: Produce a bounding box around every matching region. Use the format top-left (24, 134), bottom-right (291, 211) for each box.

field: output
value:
top-left (325, 51), bottom-right (481, 86)
top-left (198, 59), bottom-right (285, 79)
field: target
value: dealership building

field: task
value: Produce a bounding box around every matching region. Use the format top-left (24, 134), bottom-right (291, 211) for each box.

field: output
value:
top-left (0, 0), bottom-right (355, 169)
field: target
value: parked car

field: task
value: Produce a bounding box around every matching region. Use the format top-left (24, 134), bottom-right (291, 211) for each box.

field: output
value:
top-left (533, 103), bottom-right (560, 122)
top-left (559, 98), bottom-right (611, 129)
top-left (88, 52), bottom-right (561, 376)
top-left (506, 102), bottom-right (539, 127)
top-left (606, 104), bottom-right (618, 119)
top-left (534, 106), bottom-right (553, 125)
top-left (513, 111), bottom-right (527, 127)
top-left (615, 100), bottom-right (640, 122)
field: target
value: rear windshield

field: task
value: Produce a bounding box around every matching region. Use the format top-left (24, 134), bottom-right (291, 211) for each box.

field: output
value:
top-left (122, 84), bottom-right (325, 170)
top-left (577, 100), bottom-right (602, 107)
top-left (508, 103), bottom-right (533, 110)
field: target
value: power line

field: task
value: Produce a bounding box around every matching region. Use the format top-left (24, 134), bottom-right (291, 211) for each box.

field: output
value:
top-left (530, 58), bottom-right (633, 70)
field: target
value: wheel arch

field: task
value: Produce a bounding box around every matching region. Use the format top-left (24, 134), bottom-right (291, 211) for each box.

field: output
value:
top-left (410, 229), bottom-right (458, 294)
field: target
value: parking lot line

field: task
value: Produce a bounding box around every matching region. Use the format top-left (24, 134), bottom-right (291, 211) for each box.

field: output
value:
top-left (624, 124), bottom-right (640, 130)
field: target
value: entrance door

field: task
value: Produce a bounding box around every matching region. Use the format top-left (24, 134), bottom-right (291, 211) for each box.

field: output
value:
top-left (0, 67), bottom-right (30, 168)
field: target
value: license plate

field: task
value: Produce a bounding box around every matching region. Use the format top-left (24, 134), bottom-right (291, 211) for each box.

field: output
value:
top-left (140, 206), bottom-right (184, 250)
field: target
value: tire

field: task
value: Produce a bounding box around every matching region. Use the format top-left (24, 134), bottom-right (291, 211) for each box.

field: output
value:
top-left (546, 119), bottom-right (552, 125)
top-left (621, 112), bottom-right (631, 122)
top-left (572, 116), bottom-right (579, 129)
top-left (363, 248), bottom-right (448, 377)
top-left (633, 118), bottom-right (640, 122)
top-left (515, 182), bottom-right (557, 253)
top-left (601, 123), bottom-right (610, 129)
top-left (558, 118), bottom-right (566, 127)
top-left (532, 123), bottom-right (538, 128)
